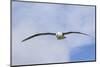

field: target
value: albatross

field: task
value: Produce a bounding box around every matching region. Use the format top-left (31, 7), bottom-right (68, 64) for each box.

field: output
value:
top-left (22, 32), bottom-right (90, 42)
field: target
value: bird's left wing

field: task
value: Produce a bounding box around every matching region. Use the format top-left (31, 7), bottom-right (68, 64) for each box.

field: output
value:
top-left (22, 33), bottom-right (56, 42)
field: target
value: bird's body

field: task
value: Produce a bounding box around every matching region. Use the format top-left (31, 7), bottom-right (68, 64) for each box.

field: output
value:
top-left (56, 32), bottom-right (66, 40)
top-left (22, 32), bottom-right (90, 42)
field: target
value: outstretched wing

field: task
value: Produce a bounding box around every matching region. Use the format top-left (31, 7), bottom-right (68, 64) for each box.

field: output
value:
top-left (22, 33), bottom-right (56, 42)
top-left (63, 32), bottom-right (89, 36)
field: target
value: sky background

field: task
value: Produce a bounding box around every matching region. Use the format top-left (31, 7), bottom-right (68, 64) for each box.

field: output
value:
top-left (12, 1), bottom-right (96, 66)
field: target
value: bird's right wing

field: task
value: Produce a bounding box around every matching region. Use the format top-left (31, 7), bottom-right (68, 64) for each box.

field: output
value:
top-left (63, 32), bottom-right (90, 36)
top-left (22, 33), bottom-right (56, 42)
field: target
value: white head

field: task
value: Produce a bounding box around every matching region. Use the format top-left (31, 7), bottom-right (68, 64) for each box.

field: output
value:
top-left (56, 32), bottom-right (63, 36)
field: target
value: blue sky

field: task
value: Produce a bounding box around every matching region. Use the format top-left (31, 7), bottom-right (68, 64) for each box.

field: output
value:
top-left (12, 1), bottom-right (96, 65)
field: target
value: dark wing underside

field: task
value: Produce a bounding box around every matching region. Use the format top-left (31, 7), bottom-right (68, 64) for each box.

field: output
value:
top-left (63, 32), bottom-right (90, 36)
top-left (22, 33), bottom-right (56, 42)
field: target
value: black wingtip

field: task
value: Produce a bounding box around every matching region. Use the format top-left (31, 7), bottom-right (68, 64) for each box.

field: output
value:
top-left (21, 40), bottom-right (24, 42)
top-left (21, 39), bottom-right (26, 42)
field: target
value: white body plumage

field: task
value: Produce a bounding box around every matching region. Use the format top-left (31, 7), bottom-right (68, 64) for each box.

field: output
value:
top-left (56, 32), bottom-right (64, 39)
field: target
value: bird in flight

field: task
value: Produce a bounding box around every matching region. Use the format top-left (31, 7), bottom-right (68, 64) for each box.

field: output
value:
top-left (22, 32), bottom-right (90, 42)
